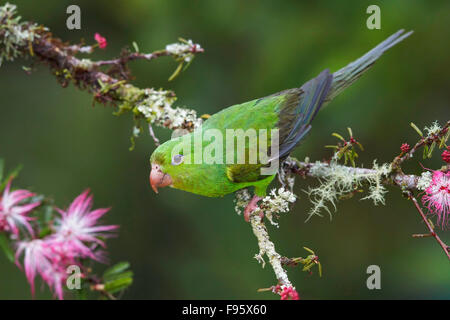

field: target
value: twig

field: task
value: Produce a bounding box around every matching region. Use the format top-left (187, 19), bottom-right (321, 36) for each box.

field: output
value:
top-left (93, 47), bottom-right (203, 67)
top-left (392, 120), bottom-right (450, 170)
top-left (148, 124), bottom-right (160, 146)
top-left (407, 191), bottom-right (450, 260)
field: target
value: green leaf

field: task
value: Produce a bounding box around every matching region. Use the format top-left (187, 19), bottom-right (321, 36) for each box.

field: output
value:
top-left (347, 127), bottom-right (353, 137)
top-left (302, 263), bottom-right (314, 272)
top-left (168, 62), bottom-right (184, 81)
top-left (0, 233), bottom-right (14, 263)
top-left (104, 277), bottom-right (133, 294)
top-left (182, 56), bottom-right (194, 71)
top-left (423, 145), bottom-right (429, 159)
top-left (410, 122), bottom-right (423, 137)
top-left (318, 262), bottom-right (323, 277)
top-left (104, 271), bottom-right (133, 282)
top-left (303, 247), bottom-right (315, 255)
top-left (132, 41), bottom-right (139, 52)
top-left (357, 142), bottom-right (364, 151)
top-left (332, 133), bottom-right (345, 142)
top-left (38, 226), bottom-right (52, 239)
top-left (103, 261), bottom-right (130, 279)
top-left (427, 142), bottom-right (436, 158)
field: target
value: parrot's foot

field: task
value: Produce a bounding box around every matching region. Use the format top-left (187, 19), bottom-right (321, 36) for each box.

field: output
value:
top-left (244, 195), bottom-right (263, 222)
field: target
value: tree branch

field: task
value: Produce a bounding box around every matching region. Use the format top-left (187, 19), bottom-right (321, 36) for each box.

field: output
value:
top-left (250, 215), bottom-right (293, 287)
top-left (283, 157), bottom-right (420, 190)
top-left (0, 3), bottom-right (204, 133)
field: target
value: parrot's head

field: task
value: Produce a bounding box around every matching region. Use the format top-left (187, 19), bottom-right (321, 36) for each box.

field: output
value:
top-left (149, 135), bottom-right (192, 194)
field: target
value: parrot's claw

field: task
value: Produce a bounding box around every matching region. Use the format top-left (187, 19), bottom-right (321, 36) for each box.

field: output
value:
top-left (244, 195), bottom-right (263, 222)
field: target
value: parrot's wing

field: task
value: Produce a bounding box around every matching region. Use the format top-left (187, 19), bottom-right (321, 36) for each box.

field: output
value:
top-left (275, 69), bottom-right (333, 160)
top-left (226, 163), bottom-right (264, 183)
top-left (223, 69), bottom-right (332, 184)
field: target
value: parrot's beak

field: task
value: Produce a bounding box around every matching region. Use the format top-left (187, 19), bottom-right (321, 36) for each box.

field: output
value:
top-left (150, 163), bottom-right (172, 193)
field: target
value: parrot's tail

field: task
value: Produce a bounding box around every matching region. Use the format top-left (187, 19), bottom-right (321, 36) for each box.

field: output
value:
top-left (325, 29), bottom-right (413, 103)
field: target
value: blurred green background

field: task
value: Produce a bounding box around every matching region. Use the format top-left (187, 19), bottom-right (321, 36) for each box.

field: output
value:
top-left (0, 0), bottom-right (449, 299)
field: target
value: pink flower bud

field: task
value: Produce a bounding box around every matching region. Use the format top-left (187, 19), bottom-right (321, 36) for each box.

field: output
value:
top-left (94, 33), bottom-right (107, 49)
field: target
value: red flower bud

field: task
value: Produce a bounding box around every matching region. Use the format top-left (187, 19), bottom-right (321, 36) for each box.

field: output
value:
top-left (400, 143), bottom-right (410, 153)
top-left (442, 149), bottom-right (450, 163)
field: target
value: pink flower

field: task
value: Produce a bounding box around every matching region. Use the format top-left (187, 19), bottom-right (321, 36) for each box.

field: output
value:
top-left (280, 286), bottom-right (300, 300)
top-left (0, 179), bottom-right (40, 237)
top-left (15, 190), bottom-right (117, 299)
top-left (53, 189), bottom-right (118, 260)
top-left (15, 239), bottom-right (73, 300)
top-left (94, 33), bottom-right (107, 49)
top-left (422, 170), bottom-right (450, 229)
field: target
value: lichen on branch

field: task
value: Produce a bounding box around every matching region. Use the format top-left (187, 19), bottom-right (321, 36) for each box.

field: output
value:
top-left (0, 2), bottom-right (204, 147)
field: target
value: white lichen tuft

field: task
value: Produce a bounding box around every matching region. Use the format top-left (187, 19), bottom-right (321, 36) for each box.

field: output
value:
top-left (257, 188), bottom-right (297, 227)
top-left (424, 121), bottom-right (442, 136)
top-left (360, 161), bottom-right (391, 205)
top-left (165, 39), bottom-right (202, 63)
top-left (234, 188), bottom-right (252, 216)
top-left (136, 88), bottom-right (202, 130)
top-left (77, 58), bottom-right (93, 70)
top-left (416, 171), bottom-right (432, 191)
top-left (306, 159), bottom-right (391, 220)
top-left (132, 126), bottom-right (141, 138)
top-left (136, 88), bottom-right (175, 120)
top-left (157, 106), bottom-right (203, 130)
top-left (234, 187), bottom-right (296, 227)
top-left (0, 3), bottom-right (43, 66)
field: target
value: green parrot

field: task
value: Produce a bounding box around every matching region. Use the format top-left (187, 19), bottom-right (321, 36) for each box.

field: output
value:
top-left (150, 30), bottom-right (412, 221)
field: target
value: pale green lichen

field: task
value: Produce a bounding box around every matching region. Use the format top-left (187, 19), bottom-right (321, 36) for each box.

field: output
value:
top-left (249, 214), bottom-right (293, 287)
top-left (416, 171), bottom-right (432, 191)
top-left (360, 161), bottom-right (391, 205)
top-left (76, 58), bottom-right (93, 70)
top-left (306, 159), bottom-right (391, 220)
top-left (133, 88), bottom-right (201, 130)
top-left (0, 3), bottom-right (43, 66)
top-left (156, 106), bottom-right (202, 130)
top-left (234, 188), bottom-right (252, 216)
top-left (234, 187), bottom-right (296, 227)
top-left (257, 188), bottom-right (296, 227)
top-left (136, 88), bottom-right (175, 120)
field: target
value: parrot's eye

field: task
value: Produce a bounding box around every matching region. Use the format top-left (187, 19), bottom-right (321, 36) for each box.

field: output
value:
top-left (171, 154), bottom-right (184, 166)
